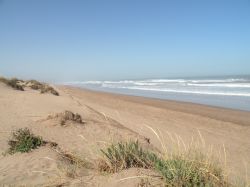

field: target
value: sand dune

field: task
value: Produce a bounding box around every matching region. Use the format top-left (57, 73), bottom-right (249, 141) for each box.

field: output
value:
top-left (0, 83), bottom-right (249, 186)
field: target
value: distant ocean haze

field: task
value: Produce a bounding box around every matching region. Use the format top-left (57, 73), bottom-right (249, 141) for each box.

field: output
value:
top-left (64, 76), bottom-right (250, 111)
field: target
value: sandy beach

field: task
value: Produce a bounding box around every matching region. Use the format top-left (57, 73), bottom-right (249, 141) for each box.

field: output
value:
top-left (0, 83), bottom-right (249, 186)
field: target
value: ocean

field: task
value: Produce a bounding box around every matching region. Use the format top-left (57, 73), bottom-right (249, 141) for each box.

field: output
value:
top-left (64, 75), bottom-right (250, 111)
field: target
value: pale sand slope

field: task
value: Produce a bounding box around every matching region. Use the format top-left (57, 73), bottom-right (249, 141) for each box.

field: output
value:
top-left (0, 83), bottom-right (250, 186)
top-left (0, 83), bottom-right (153, 186)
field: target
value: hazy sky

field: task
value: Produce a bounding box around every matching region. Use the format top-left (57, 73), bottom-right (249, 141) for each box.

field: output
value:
top-left (0, 0), bottom-right (250, 82)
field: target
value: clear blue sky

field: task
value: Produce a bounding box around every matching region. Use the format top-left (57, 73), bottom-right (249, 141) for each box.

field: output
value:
top-left (0, 0), bottom-right (250, 82)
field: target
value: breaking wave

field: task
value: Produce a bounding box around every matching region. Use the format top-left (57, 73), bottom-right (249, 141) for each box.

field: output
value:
top-left (64, 77), bottom-right (250, 97)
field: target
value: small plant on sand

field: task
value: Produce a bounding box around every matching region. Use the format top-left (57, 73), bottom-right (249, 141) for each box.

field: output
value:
top-left (7, 128), bottom-right (45, 154)
top-left (0, 77), bottom-right (24, 91)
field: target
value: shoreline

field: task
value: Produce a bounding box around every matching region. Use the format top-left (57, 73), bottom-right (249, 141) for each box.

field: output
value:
top-left (62, 85), bottom-right (250, 126)
top-left (65, 75), bottom-right (250, 112)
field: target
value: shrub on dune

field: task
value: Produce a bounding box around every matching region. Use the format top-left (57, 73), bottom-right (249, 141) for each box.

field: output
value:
top-left (0, 77), bottom-right (24, 91)
top-left (40, 85), bottom-right (59, 96)
top-left (7, 78), bottom-right (24, 91)
top-left (0, 76), bottom-right (59, 95)
top-left (7, 128), bottom-right (45, 154)
top-left (26, 79), bottom-right (59, 96)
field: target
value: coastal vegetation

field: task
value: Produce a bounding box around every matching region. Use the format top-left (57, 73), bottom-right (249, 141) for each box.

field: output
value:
top-left (4, 121), bottom-right (246, 186)
top-left (99, 140), bottom-right (229, 187)
top-left (5, 128), bottom-right (240, 186)
top-left (0, 76), bottom-right (59, 96)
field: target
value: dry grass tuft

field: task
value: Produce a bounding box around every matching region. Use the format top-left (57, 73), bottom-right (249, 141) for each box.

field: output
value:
top-left (47, 110), bottom-right (83, 125)
top-left (56, 148), bottom-right (92, 178)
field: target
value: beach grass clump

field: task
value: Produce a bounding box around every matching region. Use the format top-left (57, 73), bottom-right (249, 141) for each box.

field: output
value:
top-left (0, 77), bottom-right (24, 91)
top-left (99, 140), bottom-right (158, 173)
top-left (7, 128), bottom-right (45, 154)
top-left (99, 141), bottom-right (229, 186)
top-left (153, 155), bottom-right (226, 187)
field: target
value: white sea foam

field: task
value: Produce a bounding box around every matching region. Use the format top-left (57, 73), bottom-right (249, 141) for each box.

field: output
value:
top-left (65, 78), bottom-right (249, 85)
top-left (62, 77), bottom-right (250, 111)
top-left (103, 80), bottom-right (135, 84)
top-left (147, 79), bottom-right (186, 83)
top-left (101, 86), bottom-right (250, 97)
top-left (64, 77), bottom-right (250, 97)
top-left (133, 82), bottom-right (162, 86)
top-left (187, 83), bottom-right (250, 88)
top-left (65, 81), bottom-right (102, 85)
